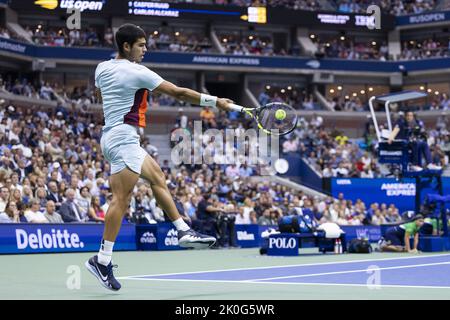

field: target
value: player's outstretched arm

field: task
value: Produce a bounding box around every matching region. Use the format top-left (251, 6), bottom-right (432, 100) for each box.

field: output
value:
top-left (153, 80), bottom-right (234, 112)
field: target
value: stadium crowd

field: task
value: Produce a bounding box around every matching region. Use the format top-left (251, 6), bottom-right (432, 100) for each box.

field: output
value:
top-left (310, 35), bottom-right (450, 61)
top-left (0, 28), bottom-right (11, 39)
top-left (335, 0), bottom-right (437, 15)
top-left (400, 39), bottom-right (450, 60)
top-left (257, 87), bottom-right (321, 110)
top-left (214, 0), bottom-right (437, 15)
top-left (4, 21), bottom-right (450, 62)
top-left (0, 73), bottom-right (199, 110)
top-left (147, 30), bottom-right (213, 53)
top-left (219, 33), bottom-right (278, 56)
top-left (314, 38), bottom-right (389, 61)
top-left (28, 25), bottom-right (109, 47)
top-left (215, 0), bottom-right (322, 10)
top-left (0, 102), bottom-right (406, 247)
top-left (281, 112), bottom-right (449, 178)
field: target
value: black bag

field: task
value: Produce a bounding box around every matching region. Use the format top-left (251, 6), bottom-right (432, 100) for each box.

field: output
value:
top-left (348, 238), bottom-right (372, 253)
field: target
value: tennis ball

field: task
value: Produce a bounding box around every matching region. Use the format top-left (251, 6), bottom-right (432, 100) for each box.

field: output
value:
top-left (275, 109), bottom-right (286, 120)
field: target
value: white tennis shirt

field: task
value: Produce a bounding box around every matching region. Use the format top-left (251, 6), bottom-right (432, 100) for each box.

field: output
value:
top-left (95, 59), bottom-right (164, 130)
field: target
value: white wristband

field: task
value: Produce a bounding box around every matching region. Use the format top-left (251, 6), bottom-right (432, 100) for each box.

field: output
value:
top-left (200, 94), bottom-right (218, 108)
top-left (229, 103), bottom-right (244, 112)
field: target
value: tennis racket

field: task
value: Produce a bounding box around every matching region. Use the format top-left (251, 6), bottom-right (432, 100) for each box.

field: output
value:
top-left (228, 102), bottom-right (298, 136)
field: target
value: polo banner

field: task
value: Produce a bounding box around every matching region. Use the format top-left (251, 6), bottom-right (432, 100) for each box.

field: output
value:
top-left (0, 223), bottom-right (136, 254)
top-left (267, 234), bottom-right (299, 256)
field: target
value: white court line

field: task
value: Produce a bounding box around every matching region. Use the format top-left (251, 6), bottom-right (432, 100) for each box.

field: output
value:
top-left (243, 261), bottom-right (450, 282)
top-left (117, 253), bottom-right (450, 280)
top-left (118, 277), bottom-right (450, 290)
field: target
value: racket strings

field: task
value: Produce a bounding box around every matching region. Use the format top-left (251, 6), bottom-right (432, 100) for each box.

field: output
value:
top-left (258, 103), bottom-right (297, 134)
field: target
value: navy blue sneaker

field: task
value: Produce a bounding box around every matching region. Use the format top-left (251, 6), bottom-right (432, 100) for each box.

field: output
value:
top-left (85, 255), bottom-right (121, 291)
top-left (178, 229), bottom-right (216, 249)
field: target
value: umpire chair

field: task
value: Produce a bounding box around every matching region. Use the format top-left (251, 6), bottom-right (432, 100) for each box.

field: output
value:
top-left (369, 91), bottom-right (443, 214)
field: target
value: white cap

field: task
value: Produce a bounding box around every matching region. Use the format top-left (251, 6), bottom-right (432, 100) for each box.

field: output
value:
top-left (53, 162), bottom-right (60, 169)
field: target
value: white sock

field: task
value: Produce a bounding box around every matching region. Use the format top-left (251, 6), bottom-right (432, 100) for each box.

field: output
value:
top-left (98, 239), bottom-right (114, 266)
top-left (173, 218), bottom-right (190, 231)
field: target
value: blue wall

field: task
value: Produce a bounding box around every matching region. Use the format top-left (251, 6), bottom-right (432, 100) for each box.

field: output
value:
top-left (282, 153), bottom-right (323, 192)
top-left (2, 37), bottom-right (450, 73)
top-left (331, 177), bottom-right (450, 212)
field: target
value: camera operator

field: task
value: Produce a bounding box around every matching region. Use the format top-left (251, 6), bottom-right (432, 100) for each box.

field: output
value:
top-left (196, 192), bottom-right (222, 240)
top-left (388, 111), bottom-right (441, 171)
top-left (163, 183), bottom-right (192, 227)
top-left (216, 202), bottom-right (237, 248)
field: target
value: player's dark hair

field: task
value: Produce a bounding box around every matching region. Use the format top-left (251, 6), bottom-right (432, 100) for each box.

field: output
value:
top-left (115, 24), bottom-right (146, 57)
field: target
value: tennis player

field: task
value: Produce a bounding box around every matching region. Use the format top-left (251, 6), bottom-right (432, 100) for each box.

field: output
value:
top-left (85, 23), bottom-right (235, 291)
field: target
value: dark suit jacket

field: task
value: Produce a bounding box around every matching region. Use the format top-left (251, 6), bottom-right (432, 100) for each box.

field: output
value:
top-left (46, 192), bottom-right (63, 208)
top-left (59, 201), bottom-right (82, 223)
top-left (15, 166), bottom-right (33, 182)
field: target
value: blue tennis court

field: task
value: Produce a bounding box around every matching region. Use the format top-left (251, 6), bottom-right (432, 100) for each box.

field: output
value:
top-left (2, 248), bottom-right (450, 299)
top-left (120, 253), bottom-right (450, 290)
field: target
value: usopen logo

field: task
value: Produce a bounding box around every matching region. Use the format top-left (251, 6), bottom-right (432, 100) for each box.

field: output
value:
top-left (35, 0), bottom-right (58, 9)
top-left (34, 0), bottom-right (105, 12)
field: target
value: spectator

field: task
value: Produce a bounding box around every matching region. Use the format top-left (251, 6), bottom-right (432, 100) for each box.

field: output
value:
top-left (0, 186), bottom-right (9, 212)
top-left (371, 209), bottom-right (387, 225)
top-left (24, 199), bottom-right (48, 223)
top-left (10, 188), bottom-right (24, 212)
top-left (200, 106), bottom-right (216, 128)
top-left (283, 137), bottom-right (299, 153)
top-left (88, 196), bottom-right (105, 222)
top-left (5, 201), bottom-right (24, 223)
top-left (0, 208), bottom-right (11, 223)
top-left (235, 204), bottom-right (251, 224)
top-left (44, 200), bottom-right (64, 223)
top-left (46, 181), bottom-right (63, 210)
top-left (196, 193), bottom-right (221, 237)
top-left (59, 188), bottom-right (85, 222)
top-left (75, 186), bottom-right (91, 219)
top-left (104, 28), bottom-right (114, 47)
top-left (258, 208), bottom-right (274, 225)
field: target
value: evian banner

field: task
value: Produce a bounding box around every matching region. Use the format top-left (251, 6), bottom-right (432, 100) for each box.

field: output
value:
top-left (0, 223), bottom-right (136, 254)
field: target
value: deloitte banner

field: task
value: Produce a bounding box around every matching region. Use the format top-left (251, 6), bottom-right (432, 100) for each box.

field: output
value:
top-left (0, 223), bottom-right (136, 254)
